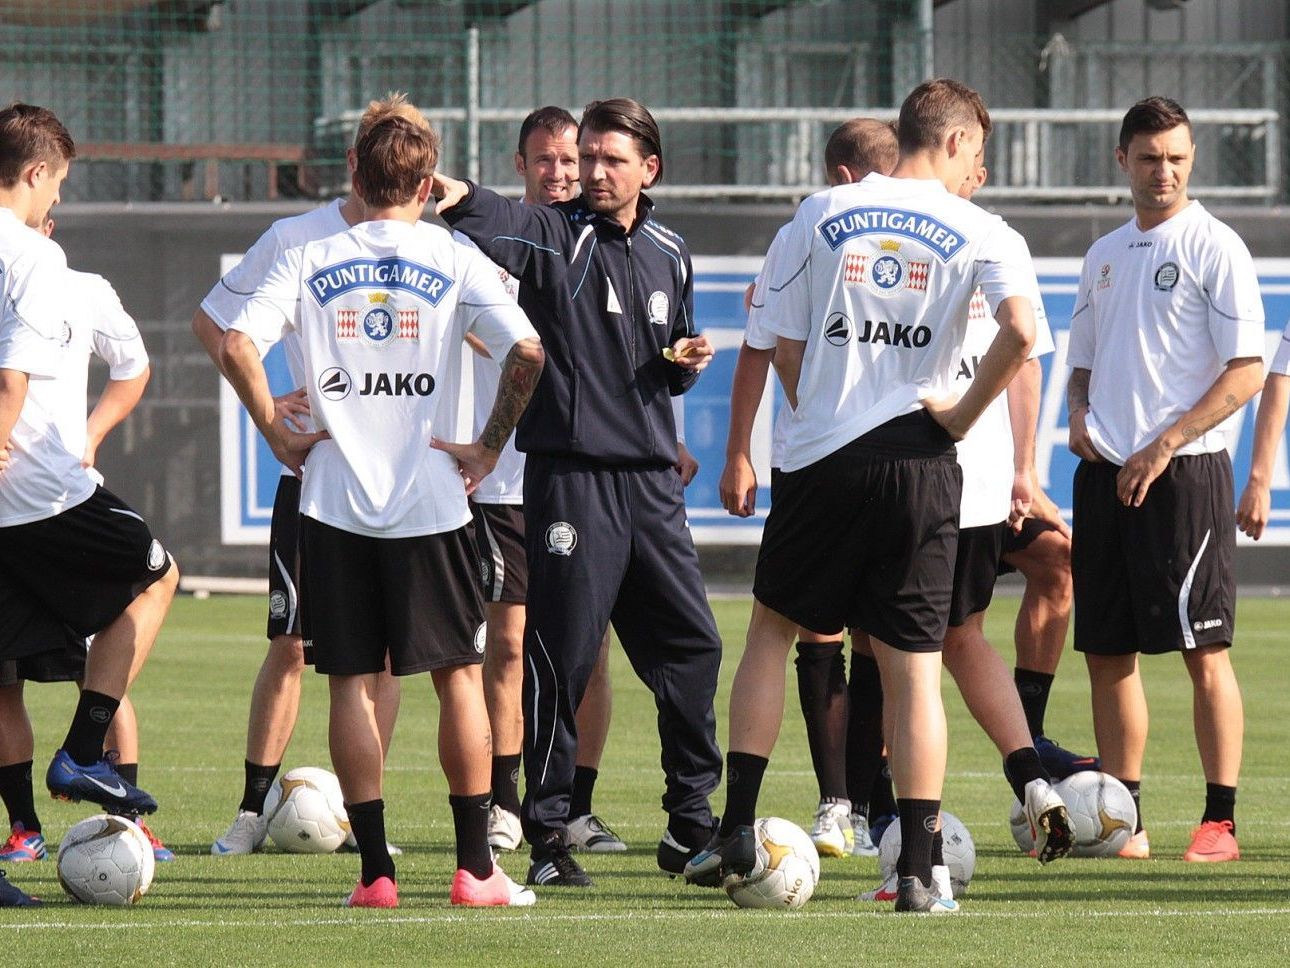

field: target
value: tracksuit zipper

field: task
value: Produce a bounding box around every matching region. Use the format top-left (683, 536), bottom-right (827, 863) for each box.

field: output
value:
top-left (624, 234), bottom-right (657, 459)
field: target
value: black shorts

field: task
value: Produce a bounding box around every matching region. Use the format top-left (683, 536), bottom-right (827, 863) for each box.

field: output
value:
top-left (0, 487), bottom-right (171, 649)
top-left (1072, 453), bottom-right (1236, 656)
top-left (948, 522), bottom-right (1006, 627)
top-left (470, 501), bottom-right (527, 604)
top-left (997, 515), bottom-right (1061, 577)
top-left (754, 412), bottom-right (961, 653)
top-left (267, 476), bottom-right (303, 639)
top-left (0, 632), bottom-right (87, 686)
top-left (299, 516), bottom-right (485, 676)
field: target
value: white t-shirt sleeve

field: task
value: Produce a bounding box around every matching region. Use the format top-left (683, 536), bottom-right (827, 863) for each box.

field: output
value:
top-left (1203, 232), bottom-right (1266, 362)
top-left (745, 225), bottom-right (790, 350)
top-left (0, 252), bottom-right (70, 378)
top-left (760, 211), bottom-right (813, 342)
top-left (85, 276), bottom-right (149, 380)
top-left (201, 226), bottom-right (285, 331)
top-left (1269, 321), bottom-right (1290, 377)
top-left (1065, 254), bottom-right (1097, 370)
top-left (227, 245), bottom-right (302, 352)
top-left (972, 224), bottom-right (1038, 318)
top-left (458, 247), bottom-right (539, 361)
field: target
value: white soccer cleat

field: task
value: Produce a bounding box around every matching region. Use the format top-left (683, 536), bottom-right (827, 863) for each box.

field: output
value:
top-left (809, 800), bottom-right (853, 858)
top-left (858, 872), bottom-right (898, 901)
top-left (211, 810), bottom-right (269, 856)
top-left (1023, 778), bottom-right (1074, 864)
top-left (565, 814), bottom-right (627, 853)
top-left (487, 805), bottom-right (524, 852)
top-left (850, 812), bottom-right (879, 857)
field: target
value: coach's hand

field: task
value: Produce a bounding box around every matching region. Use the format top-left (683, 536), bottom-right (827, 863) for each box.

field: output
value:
top-left (431, 437), bottom-right (498, 496)
top-left (1236, 479), bottom-right (1271, 540)
top-left (1067, 407), bottom-right (1103, 463)
top-left (431, 173), bottom-right (469, 213)
top-left (274, 387), bottom-right (311, 432)
top-left (719, 451), bottom-right (758, 517)
top-left (667, 335), bottom-right (714, 373)
top-left (675, 441), bottom-right (700, 486)
top-left (1117, 437), bottom-right (1172, 508)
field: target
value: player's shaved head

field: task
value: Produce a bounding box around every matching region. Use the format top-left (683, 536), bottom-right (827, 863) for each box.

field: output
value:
top-left (353, 115), bottom-right (437, 208)
top-left (1118, 96), bottom-right (1191, 152)
top-left (0, 102), bottom-right (75, 187)
top-left (897, 79), bottom-right (991, 155)
top-left (825, 118), bottom-right (898, 182)
top-left (354, 91), bottom-right (431, 147)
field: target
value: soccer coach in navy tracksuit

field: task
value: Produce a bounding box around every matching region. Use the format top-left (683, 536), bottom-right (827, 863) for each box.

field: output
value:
top-left (432, 98), bottom-right (723, 887)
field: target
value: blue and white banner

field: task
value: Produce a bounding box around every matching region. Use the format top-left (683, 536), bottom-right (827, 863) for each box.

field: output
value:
top-left (221, 256), bottom-right (1290, 546)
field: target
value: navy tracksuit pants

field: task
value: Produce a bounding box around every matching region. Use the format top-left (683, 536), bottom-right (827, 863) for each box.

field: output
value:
top-left (520, 454), bottom-right (723, 847)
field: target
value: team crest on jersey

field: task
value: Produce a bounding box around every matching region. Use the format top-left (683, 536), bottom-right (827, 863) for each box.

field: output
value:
top-left (818, 206), bottom-right (965, 262)
top-left (1097, 263), bottom-right (1112, 290)
top-left (269, 591), bottom-right (288, 619)
top-left (1154, 261), bottom-right (1179, 292)
top-left (336, 293), bottom-right (418, 346)
top-left (864, 240), bottom-right (930, 297)
top-left (648, 290), bottom-right (670, 326)
top-left (545, 521), bottom-right (577, 556)
top-left (146, 539), bottom-right (166, 572)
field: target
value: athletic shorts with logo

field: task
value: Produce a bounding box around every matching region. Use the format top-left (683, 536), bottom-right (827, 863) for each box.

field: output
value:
top-left (754, 411), bottom-right (961, 652)
top-left (0, 487), bottom-right (171, 667)
top-left (267, 475), bottom-right (304, 640)
top-left (298, 516), bottom-right (485, 676)
top-left (470, 500), bottom-right (527, 604)
top-left (948, 522), bottom-right (1007, 627)
top-left (1072, 453), bottom-right (1235, 655)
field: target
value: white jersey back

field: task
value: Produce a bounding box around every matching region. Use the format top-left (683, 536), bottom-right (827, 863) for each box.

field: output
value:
top-left (0, 209), bottom-right (99, 526)
top-left (1068, 201), bottom-right (1265, 464)
top-left (454, 231), bottom-right (525, 505)
top-left (201, 200), bottom-right (349, 476)
top-left (955, 271), bottom-right (1054, 529)
top-left (231, 219), bottom-right (537, 538)
top-left (761, 173), bottom-right (1036, 472)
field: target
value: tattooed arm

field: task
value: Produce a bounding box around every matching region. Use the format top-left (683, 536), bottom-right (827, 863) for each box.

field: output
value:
top-left (1115, 356), bottom-right (1263, 508)
top-left (431, 337), bottom-right (544, 494)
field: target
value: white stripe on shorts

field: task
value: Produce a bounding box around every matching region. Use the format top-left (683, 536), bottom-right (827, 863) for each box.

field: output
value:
top-left (1178, 528), bottom-right (1211, 650)
top-left (479, 512), bottom-right (506, 603)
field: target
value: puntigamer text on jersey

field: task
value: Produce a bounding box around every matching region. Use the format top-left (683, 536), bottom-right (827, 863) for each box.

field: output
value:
top-left (819, 207), bottom-right (965, 261)
top-left (307, 257), bottom-right (455, 307)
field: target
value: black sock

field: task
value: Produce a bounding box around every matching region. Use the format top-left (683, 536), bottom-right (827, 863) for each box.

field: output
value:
top-left (240, 761), bottom-right (281, 815)
top-left (63, 691), bottom-right (120, 766)
top-left (896, 798), bottom-right (939, 885)
top-left (845, 653), bottom-right (885, 811)
top-left (1014, 668), bottom-right (1054, 738)
top-left (491, 754), bottom-right (522, 816)
top-left (1003, 746), bottom-right (1047, 804)
top-left (0, 761), bottom-right (39, 832)
top-left (719, 752), bottom-right (769, 835)
top-left (449, 792), bottom-right (494, 879)
top-left (869, 758), bottom-right (897, 819)
top-left (346, 799), bottom-right (395, 886)
top-left (794, 642), bottom-right (848, 801)
top-left (1119, 778), bottom-right (1143, 834)
top-left (1202, 783), bottom-right (1236, 833)
top-left (115, 762), bottom-right (139, 787)
top-left (569, 765), bottom-right (598, 819)
top-left (931, 827), bottom-right (944, 867)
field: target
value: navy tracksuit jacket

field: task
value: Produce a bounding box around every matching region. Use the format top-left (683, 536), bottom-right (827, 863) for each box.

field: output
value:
top-left (444, 184), bottom-right (722, 848)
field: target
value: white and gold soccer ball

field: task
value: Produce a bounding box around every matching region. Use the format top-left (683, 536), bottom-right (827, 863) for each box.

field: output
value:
top-left (264, 766), bottom-right (351, 854)
top-left (57, 814), bottom-right (155, 905)
top-left (878, 811), bottom-right (976, 897)
top-left (723, 817), bottom-right (820, 910)
top-left (1054, 771), bottom-right (1135, 857)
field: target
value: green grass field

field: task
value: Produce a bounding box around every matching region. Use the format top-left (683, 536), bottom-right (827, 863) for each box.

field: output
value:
top-left (6, 593), bottom-right (1290, 966)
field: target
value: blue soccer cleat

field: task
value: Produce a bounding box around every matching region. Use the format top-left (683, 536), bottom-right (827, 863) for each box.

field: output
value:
top-left (46, 750), bottom-right (158, 815)
top-left (682, 824), bottom-right (756, 887)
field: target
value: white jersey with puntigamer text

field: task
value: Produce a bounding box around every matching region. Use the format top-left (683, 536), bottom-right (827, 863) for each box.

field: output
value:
top-left (1068, 201), bottom-right (1265, 465)
top-left (230, 218), bottom-right (538, 539)
top-left (955, 265), bottom-right (1054, 529)
top-left (201, 199), bottom-right (349, 476)
top-left (0, 209), bottom-right (98, 526)
top-left (760, 172), bottom-right (1037, 473)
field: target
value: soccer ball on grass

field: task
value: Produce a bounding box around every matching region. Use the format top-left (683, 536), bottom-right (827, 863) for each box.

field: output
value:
top-left (58, 814), bottom-right (155, 905)
top-left (878, 811), bottom-right (975, 897)
top-left (723, 817), bottom-right (820, 910)
top-left (264, 766), bottom-right (351, 854)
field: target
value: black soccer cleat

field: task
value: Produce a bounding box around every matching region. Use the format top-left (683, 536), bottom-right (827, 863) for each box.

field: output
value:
top-left (682, 824), bottom-right (756, 888)
top-left (526, 831), bottom-right (593, 888)
top-left (657, 827), bottom-right (708, 880)
top-left (0, 870), bottom-right (40, 908)
top-left (893, 875), bottom-right (959, 914)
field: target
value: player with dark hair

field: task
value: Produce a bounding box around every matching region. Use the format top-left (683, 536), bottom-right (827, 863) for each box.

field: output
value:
top-left (222, 113), bottom-right (543, 908)
top-left (0, 103), bottom-right (178, 870)
top-left (1068, 95), bottom-right (1262, 863)
top-left (433, 96), bottom-right (723, 888)
top-left (688, 79), bottom-right (1054, 913)
top-left (720, 116), bottom-right (898, 859)
top-left (194, 94), bottom-right (421, 857)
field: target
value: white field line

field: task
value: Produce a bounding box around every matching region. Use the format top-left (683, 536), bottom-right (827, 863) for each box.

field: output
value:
top-left (5, 906), bottom-right (1290, 932)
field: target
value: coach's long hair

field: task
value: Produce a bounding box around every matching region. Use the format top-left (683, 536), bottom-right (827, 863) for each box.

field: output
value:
top-left (579, 98), bottom-right (664, 185)
top-left (0, 102), bottom-right (75, 187)
top-left (353, 115), bottom-right (437, 208)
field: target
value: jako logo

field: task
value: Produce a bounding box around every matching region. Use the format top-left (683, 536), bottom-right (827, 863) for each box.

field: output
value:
top-left (360, 372), bottom-right (436, 396)
top-left (318, 366), bottom-right (352, 400)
